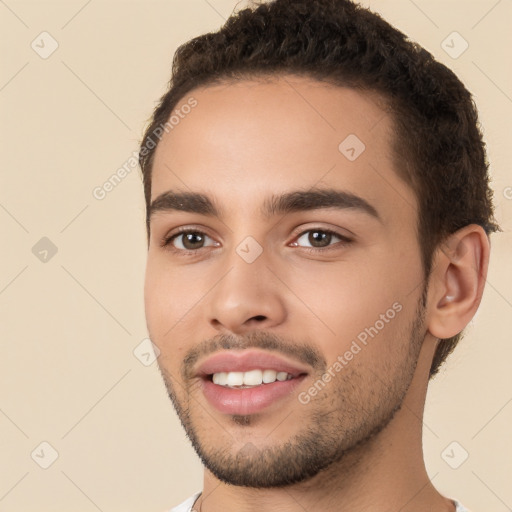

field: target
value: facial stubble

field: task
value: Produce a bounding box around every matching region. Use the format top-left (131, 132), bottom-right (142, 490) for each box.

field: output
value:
top-left (157, 291), bottom-right (427, 488)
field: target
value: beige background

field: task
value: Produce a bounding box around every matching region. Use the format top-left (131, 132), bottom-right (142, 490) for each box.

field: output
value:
top-left (1, 0), bottom-right (511, 511)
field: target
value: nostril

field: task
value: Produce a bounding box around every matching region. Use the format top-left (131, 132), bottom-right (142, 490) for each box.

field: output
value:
top-left (252, 315), bottom-right (267, 322)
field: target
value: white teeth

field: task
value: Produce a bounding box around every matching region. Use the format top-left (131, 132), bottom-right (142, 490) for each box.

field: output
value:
top-left (243, 369), bottom-right (263, 386)
top-left (226, 372), bottom-right (244, 386)
top-left (212, 372), bottom-right (227, 385)
top-left (211, 369), bottom-right (294, 387)
top-left (262, 369), bottom-right (277, 383)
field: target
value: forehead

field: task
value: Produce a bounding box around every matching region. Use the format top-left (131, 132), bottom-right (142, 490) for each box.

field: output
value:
top-left (150, 75), bottom-right (416, 225)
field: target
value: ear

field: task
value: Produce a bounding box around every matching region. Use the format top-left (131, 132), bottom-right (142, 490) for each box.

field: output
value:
top-left (427, 224), bottom-right (491, 339)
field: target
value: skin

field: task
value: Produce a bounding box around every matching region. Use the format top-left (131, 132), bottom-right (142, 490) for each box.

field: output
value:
top-left (144, 75), bottom-right (490, 512)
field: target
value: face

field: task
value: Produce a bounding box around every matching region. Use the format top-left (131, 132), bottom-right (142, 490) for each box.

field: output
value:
top-left (144, 76), bottom-right (428, 487)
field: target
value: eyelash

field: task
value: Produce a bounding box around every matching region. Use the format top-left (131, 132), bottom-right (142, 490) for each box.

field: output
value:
top-left (160, 227), bottom-right (352, 254)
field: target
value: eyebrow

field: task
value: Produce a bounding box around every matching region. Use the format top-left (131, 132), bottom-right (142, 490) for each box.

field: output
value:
top-left (149, 188), bottom-right (382, 223)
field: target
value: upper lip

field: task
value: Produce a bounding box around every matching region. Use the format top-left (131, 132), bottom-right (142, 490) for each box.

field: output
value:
top-left (195, 349), bottom-right (310, 378)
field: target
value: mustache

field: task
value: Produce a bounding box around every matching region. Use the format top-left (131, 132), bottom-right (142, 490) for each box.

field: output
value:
top-left (181, 331), bottom-right (327, 380)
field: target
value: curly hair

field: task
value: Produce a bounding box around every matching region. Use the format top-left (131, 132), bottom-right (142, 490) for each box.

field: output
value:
top-left (139, 0), bottom-right (501, 378)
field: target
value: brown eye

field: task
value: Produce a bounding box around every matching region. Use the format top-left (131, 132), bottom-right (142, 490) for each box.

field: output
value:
top-left (164, 230), bottom-right (217, 251)
top-left (308, 230), bottom-right (332, 247)
top-left (180, 232), bottom-right (205, 250)
top-left (293, 228), bottom-right (351, 250)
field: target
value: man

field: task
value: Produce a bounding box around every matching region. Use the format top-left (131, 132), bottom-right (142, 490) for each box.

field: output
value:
top-left (139, 0), bottom-right (500, 510)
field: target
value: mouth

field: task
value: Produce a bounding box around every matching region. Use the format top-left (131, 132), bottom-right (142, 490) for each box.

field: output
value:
top-left (196, 350), bottom-right (309, 415)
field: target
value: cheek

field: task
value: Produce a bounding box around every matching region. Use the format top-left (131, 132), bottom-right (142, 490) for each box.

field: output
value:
top-left (144, 258), bottom-right (166, 331)
top-left (144, 261), bottom-right (192, 378)
top-left (143, 255), bottom-right (215, 346)
top-left (284, 254), bottom-right (414, 359)
top-left (144, 254), bottom-right (201, 330)
top-left (144, 256), bottom-right (188, 338)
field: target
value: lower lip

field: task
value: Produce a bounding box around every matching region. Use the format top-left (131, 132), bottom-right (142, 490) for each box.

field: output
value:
top-left (201, 376), bottom-right (306, 415)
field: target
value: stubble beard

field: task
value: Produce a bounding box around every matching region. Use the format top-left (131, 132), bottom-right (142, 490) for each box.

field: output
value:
top-left (158, 293), bottom-right (426, 488)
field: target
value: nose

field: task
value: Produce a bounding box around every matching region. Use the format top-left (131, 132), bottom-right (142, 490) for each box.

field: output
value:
top-left (206, 252), bottom-right (287, 335)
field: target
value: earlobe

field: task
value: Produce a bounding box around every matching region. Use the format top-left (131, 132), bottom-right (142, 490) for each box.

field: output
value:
top-left (427, 225), bottom-right (490, 340)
